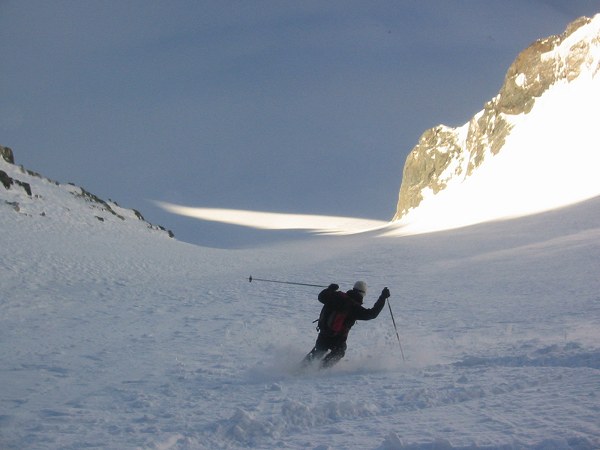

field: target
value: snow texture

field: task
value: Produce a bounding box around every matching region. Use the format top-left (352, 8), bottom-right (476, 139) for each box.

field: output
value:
top-left (1, 154), bottom-right (600, 449)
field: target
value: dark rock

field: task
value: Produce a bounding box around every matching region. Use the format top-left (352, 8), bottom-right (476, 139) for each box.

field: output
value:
top-left (1, 145), bottom-right (15, 164)
top-left (0, 170), bottom-right (12, 189)
top-left (15, 180), bottom-right (32, 196)
top-left (0, 170), bottom-right (33, 196)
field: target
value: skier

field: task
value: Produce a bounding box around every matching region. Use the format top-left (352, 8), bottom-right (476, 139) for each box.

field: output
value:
top-left (303, 281), bottom-right (390, 368)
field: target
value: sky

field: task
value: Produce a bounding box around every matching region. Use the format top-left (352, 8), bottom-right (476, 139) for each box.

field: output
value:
top-left (2, 0), bottom-right (600, 247)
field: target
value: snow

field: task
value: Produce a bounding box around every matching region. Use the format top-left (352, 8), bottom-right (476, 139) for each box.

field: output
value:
top-left (2, 153), bottom-right (600, 449)
top-left (155, 202), bottom-right (389, 235)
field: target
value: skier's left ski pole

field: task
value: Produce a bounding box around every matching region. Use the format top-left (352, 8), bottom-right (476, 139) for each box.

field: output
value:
top-left (248, 276), bottom-right (326, 288)
top-left (387, 299), bottom-right (405, 361)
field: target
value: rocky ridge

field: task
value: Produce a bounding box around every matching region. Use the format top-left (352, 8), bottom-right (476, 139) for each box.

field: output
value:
top-left (1, 144), bottom-right (174, 238)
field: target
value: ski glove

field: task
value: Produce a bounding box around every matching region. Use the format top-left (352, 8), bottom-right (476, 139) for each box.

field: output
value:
top-left (328, 283), bottom-right (339, 291)
top-left (380, 287), bottom-right (390, 299)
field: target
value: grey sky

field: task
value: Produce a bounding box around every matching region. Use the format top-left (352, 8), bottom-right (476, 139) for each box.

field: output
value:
top-left (2, 0), bottom-right (599, 247)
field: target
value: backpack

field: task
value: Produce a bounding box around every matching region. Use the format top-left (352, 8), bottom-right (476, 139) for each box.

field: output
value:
top-left (316, 293), bottom-right (351, 336)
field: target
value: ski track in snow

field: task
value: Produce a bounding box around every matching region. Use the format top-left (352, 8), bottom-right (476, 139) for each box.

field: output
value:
top-left (1, 172), bottom-right (600, 449)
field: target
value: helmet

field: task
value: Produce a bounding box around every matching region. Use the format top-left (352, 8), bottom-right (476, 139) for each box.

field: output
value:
top-left (353, 281), bottom-right (367, 296)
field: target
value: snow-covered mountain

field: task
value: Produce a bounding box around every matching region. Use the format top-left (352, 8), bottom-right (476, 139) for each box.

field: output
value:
top-left (393, 14), bottom-right (600, 234)
top-left (1, 145), bottom-right (174, 238)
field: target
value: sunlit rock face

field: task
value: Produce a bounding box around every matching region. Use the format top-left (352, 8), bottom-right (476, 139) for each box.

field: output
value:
top-left (394, 15), bottom-right (600, 221)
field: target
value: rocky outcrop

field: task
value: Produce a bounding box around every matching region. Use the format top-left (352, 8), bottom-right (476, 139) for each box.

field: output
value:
top-left (497, 16), bottom-right (596, 115)
top-left (0, 170), bottom-right (32, 196)
top-left (395, 125), bottom-right (466, 219)
top-left (1, 145), bottom-right (14, 164)
top-left (393, 15), bottom-right (600, 220)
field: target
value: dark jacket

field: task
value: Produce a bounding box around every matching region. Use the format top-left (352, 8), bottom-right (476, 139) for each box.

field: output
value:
top-left (317, 287), bottom-right (386, 338)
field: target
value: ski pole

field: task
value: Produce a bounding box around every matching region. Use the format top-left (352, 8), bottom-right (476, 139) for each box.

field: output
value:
top-left (387, 299), bottom-right (405, 361)
top-left (248, 276), bottom-right (327, 288)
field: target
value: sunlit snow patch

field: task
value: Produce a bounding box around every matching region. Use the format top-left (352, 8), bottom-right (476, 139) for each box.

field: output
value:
top-left (155, 201), bottom-right (389, 235)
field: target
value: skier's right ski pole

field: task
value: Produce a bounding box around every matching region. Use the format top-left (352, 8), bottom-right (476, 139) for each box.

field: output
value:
top-left (387, 299), bottom-right (405, 361)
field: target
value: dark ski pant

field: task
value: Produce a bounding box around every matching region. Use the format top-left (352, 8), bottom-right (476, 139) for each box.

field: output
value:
top-left (304, 333), bottom-right (347, 368)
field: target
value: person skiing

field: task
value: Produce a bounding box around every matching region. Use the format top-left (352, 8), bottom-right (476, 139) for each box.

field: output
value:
top-left (303, 281), bottom-right (390, 368)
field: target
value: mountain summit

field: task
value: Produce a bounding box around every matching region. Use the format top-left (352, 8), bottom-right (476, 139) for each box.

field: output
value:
top-left (393, 14), bottom-right (600, 233)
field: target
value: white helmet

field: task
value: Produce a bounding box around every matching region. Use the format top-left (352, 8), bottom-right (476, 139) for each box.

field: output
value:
top-left (353, 281), bottom-right (367, 296)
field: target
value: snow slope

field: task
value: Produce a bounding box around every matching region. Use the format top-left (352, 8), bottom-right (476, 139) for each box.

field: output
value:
top-left (1, 154), bottom-right (599, 449)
